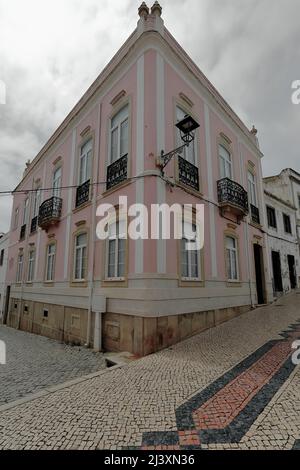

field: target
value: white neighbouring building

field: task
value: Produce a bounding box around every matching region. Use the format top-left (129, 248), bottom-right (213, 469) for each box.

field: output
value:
top-left (0, 232), bottom-right (9, 320)
top-left (264, 169), bottom-right (300, 253)
top-left (263, 170), bottom-right (300, 297)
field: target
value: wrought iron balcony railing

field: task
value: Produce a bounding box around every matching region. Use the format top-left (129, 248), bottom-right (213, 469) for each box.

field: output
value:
top-left (38, 196), bottom-right (62, 230)
top-left (106, 155), bottom-right (128, 191)
top-left (217, 178), bottom-right (249, 215)
top-left (76, 180), bottom-right (90, 208)
top-left (20, 224), bottom-right (26, 241)
top-left (30, 216), bottom-right (38, 234)
top-left (250, 204), bottom-right (260, 225)
top-left (177, 156), bottom-right (199, 192)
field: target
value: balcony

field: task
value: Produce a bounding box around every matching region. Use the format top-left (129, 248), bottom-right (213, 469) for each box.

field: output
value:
top-left (30, 216), bottom-right (38, 234)
top-left (106, 155), bottom-right (128, 191)
top-left (217, 178), bottom-right (248, 219)
top-left (250, 204), bottom-right (260, 225)
top-left (38, 196), bottom-right (62, 231)
top-left (20, 224), bottom-right (26, 241)
top-left (76, 180), bottom-right (90, 208)
top-left (177, 156), bottom-right (199, 192)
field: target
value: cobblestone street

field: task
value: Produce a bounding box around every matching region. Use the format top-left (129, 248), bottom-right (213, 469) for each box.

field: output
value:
top-left (0, 292), bottom-right (300, 450)
top-left (0, 327), bottom-right (106, 405)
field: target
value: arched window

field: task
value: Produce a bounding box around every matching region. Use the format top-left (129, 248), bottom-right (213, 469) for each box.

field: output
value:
top-left (225, 236), bottom-right (239, 281)
top-left (110, 105), bottom-right (129, 163)
top-left (74, 233), bottom-right (88, 281)
top-left (219, 145), bottom-right (232, 179)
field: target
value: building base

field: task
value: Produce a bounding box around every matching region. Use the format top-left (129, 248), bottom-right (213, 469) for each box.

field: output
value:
top-left (7, 298), bottom-right (251, 356)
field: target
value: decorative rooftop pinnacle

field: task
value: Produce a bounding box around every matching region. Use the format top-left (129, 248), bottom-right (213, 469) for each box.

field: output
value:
top-left (250, 125), bottom-right (258, 136)
top-left (151, 1), bottom-right (162, 17)
top-left (138, 2), bottom-right (149, 18)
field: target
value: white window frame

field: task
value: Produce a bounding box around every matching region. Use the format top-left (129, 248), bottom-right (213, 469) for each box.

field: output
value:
top-left (27, 249), bottom-right (35, 283)
top-left (226, 236), bottom-right (239, 281)
top-left (23, 198), bottom-right (29, 225)
top-left (74, 233), bottom-right (88, 281)
top-left (219, 144), bottom-right (232, 180)
top-left (109, 105), bottom-right (129, 164)
top-left (16, 254), bottom-right (24, 283)
top-left (176, 106), bottom-right (196, 165)
top-left (14, 207), bottom-right (19, 230)
top-left (45, 243), bottom-right (56, 282)
top-left (32, 187), bottom-right (41, 218)
top-left (180, 220), bottom-right (202, 281)
top-left (248, 170), bottom-right (257, 207)
top-left (79, 139), bottom-right (93, 186)
top-left (53, 167), bottom-right (62, 198)
top-left (106, 219), bottom-right (126, 281)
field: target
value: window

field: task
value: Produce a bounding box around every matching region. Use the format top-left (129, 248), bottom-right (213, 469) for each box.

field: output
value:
top-left (267, 206), bottom-right (277, 229)
top-left (110, 105), bottom-right (129, 163)
top-left (46, 244), bottom-right (56, 282)
top-left (16, 254), bottom-right (23, 283)
top-left (176, 106), bottom-right (196, 165)
top-left (53, 167), bottom-right (62, 198)
top-left (107, 220), bottom-right (126, 279)
top-left (74, 233), bottom-right (87, 280)
top-left (226, 236), bottom-right (239, 281)
top-left (27, 250), bottom-right (35, 282)
top-left (219, 145), bottom-right (232, 179)
top-left (79, 139), bottom-right (92, 185)
top-left (23, 198), bottom-right (29, 225)
top-left (283, 213), bottom-right (292, 234)
top-left (43, 309), bottom-right (49, 318)
top-left (181, 221), bottom-right (200, 280)
top-left (0, 249), bottom-right (4, 266)
top-left (14, 207), bottom-right (19, 230)
top-left (248, 171), bottom-right (257, 206)
top-left (32, 188), bottom-right (41, 218)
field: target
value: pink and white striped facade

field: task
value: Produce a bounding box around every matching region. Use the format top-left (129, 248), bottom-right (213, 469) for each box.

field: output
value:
top-left (5, 4), bottom-right (273, 355)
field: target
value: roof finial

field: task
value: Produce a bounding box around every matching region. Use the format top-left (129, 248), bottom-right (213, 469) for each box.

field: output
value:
top-left (151, 1), bottom-right (162, 17)
top-left (138, 2), bottom-right (149, 19)
top-left (250, 125), bottom-right (258, 136)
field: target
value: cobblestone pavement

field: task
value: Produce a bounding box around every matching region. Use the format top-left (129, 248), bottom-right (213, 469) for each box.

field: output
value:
top-left (0, 327), bottom-right (106, 405)
top-left (0, 293), bottom-right (300, 450)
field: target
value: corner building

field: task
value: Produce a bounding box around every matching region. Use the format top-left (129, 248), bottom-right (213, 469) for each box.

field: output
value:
top-left (5, 3), bottom-right (273, 355)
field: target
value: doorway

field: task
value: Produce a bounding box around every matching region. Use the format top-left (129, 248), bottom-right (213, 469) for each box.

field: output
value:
top-left (287, 255), bottom-right (297, 289)
top-left (254, 244), bottom-right (266, 304)
top-left (271, 251), bottom-right (283, 293)
top-left (3, 285), bottom-right (10, 325)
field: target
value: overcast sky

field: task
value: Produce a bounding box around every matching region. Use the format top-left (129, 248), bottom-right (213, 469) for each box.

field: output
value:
top-left (0, 0), bottom-right (299, 232)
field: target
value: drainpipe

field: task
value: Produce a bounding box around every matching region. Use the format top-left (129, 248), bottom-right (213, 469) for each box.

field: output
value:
top-left (246, 219), bottom-right (255, 308)
top-left (86, 103), bottom-right (102, 348)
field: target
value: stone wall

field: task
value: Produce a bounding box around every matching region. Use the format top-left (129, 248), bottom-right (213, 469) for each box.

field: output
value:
top-left (8, 298), bottom-right (251, 355)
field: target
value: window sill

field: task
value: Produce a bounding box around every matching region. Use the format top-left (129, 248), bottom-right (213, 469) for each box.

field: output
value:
top-left (226, 280), bottom-right (242, 287)
top-left (101, 179), bottom-right (131, 198)
top-left (179, 277), bottom-right (205, 287)
top-left (101, 277), bottom-right (128, 287)
top-left (175, 180), bottom-right (203, 199)
top-left (249, 220), bottom-right (263, 230)
top-left (70, 280), bottom-right (88, 288)
top-left (73, 200), bottom-right (92, 214)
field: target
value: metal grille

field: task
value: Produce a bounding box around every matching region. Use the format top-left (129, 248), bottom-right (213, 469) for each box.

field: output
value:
top-left (76, 180), bottom-right (90, 208)
top-left (106, 155), bottom-right (128, 191)
top-left (178, 156), bottom-right (199, 191)
top-left (38, 197), bottom-right (62, 229)
top-left (217, 178), bottom-right (249, 214)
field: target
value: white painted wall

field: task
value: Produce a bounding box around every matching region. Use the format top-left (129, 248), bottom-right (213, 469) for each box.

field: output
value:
top-left (264, 192), bottom-right (299, 294)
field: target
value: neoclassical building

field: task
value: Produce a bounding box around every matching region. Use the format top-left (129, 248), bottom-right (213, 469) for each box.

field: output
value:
top-left (4, 3), bottom-right (273, 355)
